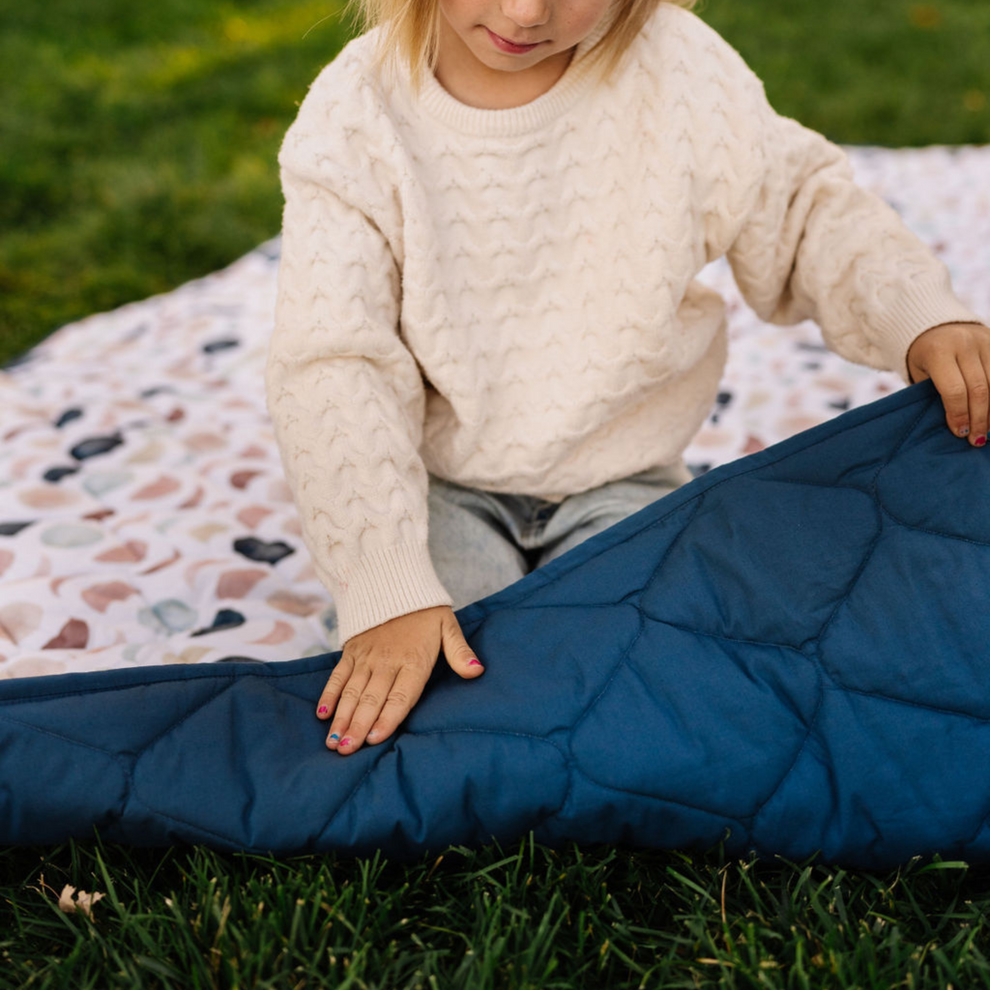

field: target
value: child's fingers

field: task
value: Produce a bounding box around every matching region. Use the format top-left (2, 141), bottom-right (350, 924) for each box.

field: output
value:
top-left (351, 664), bottom-right (434, 752)
top-left (315, 653), bottom-right (354, 723)
top-left (929, 358), bottom-right (973, 440)
top-left (333, 665), bottom-right (416, 754)
top-left (958, 350), bottom-right (990, 447)
top-left (440, 609), bottom-right (484, 677)
top-left (322, 659), bottom-right (372, 750)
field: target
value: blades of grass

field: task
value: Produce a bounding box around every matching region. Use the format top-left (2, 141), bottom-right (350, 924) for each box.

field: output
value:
top-left (462, 855), bottom-right (527, 884)
top-left (916, 860), bottom-right (971, 874)
top-left (132, 954), bottom-right (187, 981)
top-left (831, 870), bottom-right (849, 928)
top-left (664, 868), bottom-right (718, 907)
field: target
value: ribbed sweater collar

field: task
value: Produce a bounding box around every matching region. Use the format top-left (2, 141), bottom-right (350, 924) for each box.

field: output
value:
top-left (410, 7), bottom-right (614, 136)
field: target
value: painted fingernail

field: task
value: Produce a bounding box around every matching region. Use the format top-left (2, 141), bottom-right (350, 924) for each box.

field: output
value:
top-left (339, 736), bottom-right (352, 748)
top-left (976, 435), bottom-right (987, 447)
top-left (318, 705), bottom-right (329, 715)
top-left (960, 426), bottom-right (971, 437)
top-left (468, 658), bottom-right (482, 666)
top-left (329, 733), bottom-right (339, 741)
top-left (368, 729), bottom-right (379, 740)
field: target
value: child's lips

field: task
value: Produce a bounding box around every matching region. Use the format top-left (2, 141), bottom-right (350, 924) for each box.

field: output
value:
top-left (486, 28), bottom-right (542, 53)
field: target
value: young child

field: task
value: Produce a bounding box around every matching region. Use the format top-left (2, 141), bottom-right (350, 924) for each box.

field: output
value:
top-left (266, 0), bottom-right (989, 757)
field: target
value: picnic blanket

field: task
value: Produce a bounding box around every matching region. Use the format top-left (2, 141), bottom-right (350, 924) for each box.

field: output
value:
top-left (3, 379), bottom-right (990, 868)
top-left (3, 145), bottom-right (986, 680)
top-left (0, 144), bottom-right (988, 865)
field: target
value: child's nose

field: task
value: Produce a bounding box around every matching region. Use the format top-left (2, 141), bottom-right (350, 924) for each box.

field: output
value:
top-left (499, 0), bottom-right (550, 28)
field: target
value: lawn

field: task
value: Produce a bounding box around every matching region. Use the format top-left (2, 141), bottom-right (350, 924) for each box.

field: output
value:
top-left (6, 835), bottom-right (990, 988)
top-left (3, 1), bottom-right (990, 986)
top-left (1, 0), bottom-right (988, 362)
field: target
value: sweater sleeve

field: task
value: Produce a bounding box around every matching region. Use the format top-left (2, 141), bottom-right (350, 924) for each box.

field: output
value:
top-left (266, 167), bottom-right (453, 644)
top-left (722, 62), bottom-right (985, 382)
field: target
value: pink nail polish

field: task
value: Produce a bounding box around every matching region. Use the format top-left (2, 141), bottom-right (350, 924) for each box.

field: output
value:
top-left (468, 658), bottom-right (482, 666)
top-left (340, 736), bottom-right (352, 747)
top-left (317, 705), bottom-right (329, 715)
top-left (976, 435), bottom-right (987, 447)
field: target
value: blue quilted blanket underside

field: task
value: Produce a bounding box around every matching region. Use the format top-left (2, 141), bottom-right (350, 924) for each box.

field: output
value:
top-left (2, 380), bottom-right (988, 869)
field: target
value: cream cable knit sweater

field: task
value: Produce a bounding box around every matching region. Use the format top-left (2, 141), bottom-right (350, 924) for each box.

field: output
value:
top-left (266, 3), bottom-right (984, 644)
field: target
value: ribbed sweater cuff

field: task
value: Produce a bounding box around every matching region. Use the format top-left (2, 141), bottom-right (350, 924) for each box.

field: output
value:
top-left (331, 542), bottom-right (454, 645)
top-left (872, 271), bottom-right (986, 382)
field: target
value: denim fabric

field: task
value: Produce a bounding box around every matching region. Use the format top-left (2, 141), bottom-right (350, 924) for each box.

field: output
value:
top-left (322, 461), bottom-right (692, 647)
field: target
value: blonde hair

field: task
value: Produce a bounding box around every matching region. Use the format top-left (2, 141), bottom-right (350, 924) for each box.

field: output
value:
top-left (345, 0), bottom-right (700, 91)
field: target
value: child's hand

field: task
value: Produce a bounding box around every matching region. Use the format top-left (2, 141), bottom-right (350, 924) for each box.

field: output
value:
top-left (316, 605), bottom-right (484, 755)
top-left (907, 322), bottom-right (990, 446)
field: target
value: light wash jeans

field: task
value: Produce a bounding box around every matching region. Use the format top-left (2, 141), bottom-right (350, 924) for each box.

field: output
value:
top-left (322, 461), bottom-right (692, 649)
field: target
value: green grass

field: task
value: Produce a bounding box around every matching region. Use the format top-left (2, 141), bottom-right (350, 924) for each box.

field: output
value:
top-left (702, 0), bottom-right (990, 148)
top-left (5, 834), bottom-right (990, 989)
top-left (1, 0), bottom-right (988, 363)
top-left (0, 0), bottom-right (354, 362)
top-left (4, 2), bottom-right (990, 985)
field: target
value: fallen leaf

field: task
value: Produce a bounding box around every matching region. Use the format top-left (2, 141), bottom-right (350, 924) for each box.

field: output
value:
top-left (58, 884), bottom-right (106, 918)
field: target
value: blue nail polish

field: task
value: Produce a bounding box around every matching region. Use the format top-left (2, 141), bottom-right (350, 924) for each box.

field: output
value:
top-left (330, 733), bottom-right (339, 740)
top-left (960, 426), bottom-right (971, 437)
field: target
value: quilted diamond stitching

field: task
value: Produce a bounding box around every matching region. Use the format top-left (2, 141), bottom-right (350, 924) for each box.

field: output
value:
top-left (4, 382), bottom-right (989, 866)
